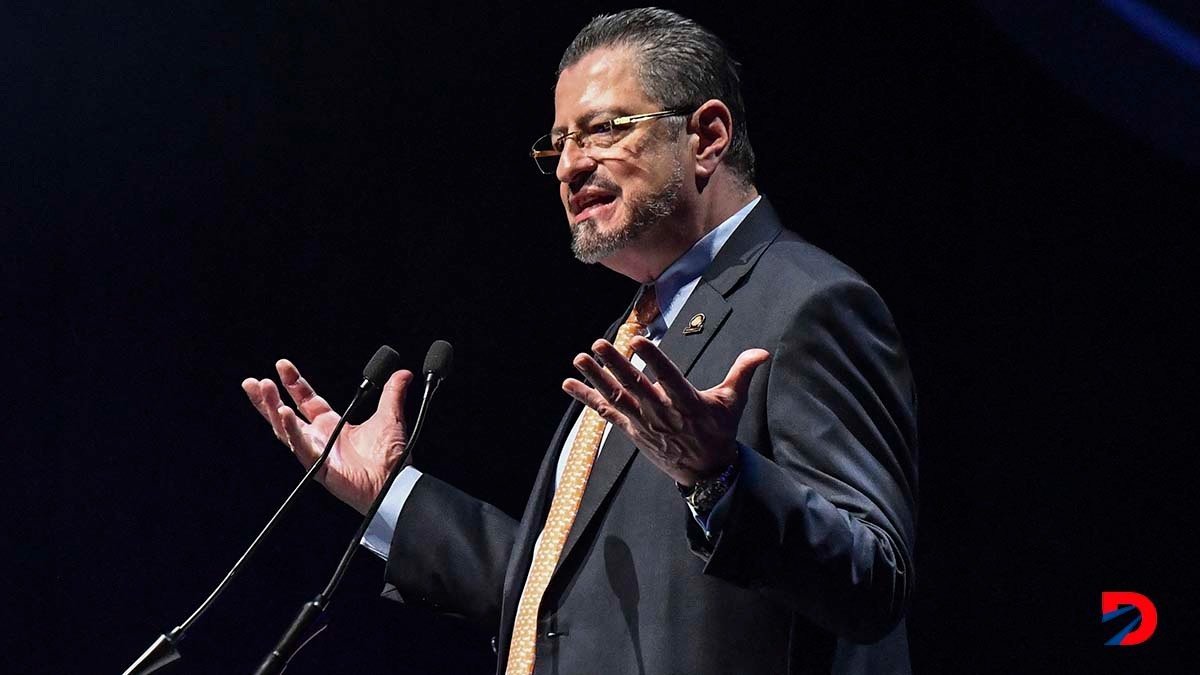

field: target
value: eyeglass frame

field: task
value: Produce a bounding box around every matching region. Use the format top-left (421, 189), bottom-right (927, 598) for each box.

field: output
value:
top-left (530, 108), bottom-right (694, 175)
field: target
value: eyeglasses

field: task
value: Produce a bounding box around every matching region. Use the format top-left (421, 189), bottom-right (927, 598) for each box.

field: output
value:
top-left (530, 109), bottom-right (692, 175)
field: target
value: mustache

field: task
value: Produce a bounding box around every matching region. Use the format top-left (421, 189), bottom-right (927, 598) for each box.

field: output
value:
top-left (568, 175), bottom-right (621, 197)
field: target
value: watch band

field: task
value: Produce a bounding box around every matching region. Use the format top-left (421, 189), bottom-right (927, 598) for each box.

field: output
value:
top-left (677, 450), bottom-right (741, 517)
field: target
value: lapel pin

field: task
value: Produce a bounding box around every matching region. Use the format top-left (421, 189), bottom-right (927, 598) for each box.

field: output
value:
top-left (682, 312), bottom-right (705, 335)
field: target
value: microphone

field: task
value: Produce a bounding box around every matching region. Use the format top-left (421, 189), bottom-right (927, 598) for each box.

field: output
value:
top-left (253, 340), bottom-right (454, 675)
top-left (123, 346), bottom-right (402, 675)
top-left (423, 339), bottom-right (454, 381)
top-left (363, 345), bottom-right (405, 390)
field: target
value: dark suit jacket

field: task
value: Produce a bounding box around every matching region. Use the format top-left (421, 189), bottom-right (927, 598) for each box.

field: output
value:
top-left (386, 198), bottom-right (918, 674)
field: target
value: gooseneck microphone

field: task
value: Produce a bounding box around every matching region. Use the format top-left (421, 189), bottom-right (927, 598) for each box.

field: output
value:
top-left (122, 346), bottom-right (403, 675)
top-left (253, 340), bottom-right (454, 675)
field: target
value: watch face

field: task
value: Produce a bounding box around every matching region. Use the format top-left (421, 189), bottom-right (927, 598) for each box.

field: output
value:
top-left (685, 457), bottom-right (740, 514)
top-left (689, 479), bottom-right (728, 514)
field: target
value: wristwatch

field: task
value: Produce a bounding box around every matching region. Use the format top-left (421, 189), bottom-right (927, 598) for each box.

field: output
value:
top-left (677, 450), bottom-right (741, 517)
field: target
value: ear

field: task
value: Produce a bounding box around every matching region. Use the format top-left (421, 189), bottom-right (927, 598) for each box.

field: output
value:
top-left (689, 99), bottom-right (735, 179)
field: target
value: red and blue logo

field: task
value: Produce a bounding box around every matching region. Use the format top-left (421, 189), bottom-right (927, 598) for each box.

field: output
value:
top-left (1101, 591), bottom-right (1157, 646)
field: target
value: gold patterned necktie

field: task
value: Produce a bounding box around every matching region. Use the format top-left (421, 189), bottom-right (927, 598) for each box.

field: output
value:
top-left (505, 286), bottom-right (660, 675)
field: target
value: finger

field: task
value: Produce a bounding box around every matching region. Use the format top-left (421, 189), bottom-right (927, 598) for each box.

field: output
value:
top-left (573, 353), bottom-right (641, 418)
top-left (718, 348), bottom-right (771, 402)
top-left (259, 379), bottom-right (289, 441)
top-left (592, 340), bottom-right (666, 406)
top-left (562, 377), bottom-right (633, 429)
top-left (278, 406), bottom-right (320, 468)
top-left (276, 359), bottom-right (334, 423)
top-left (377, 369), bottom-right (415, 423)
top-left (629, 336), bottom-right (697, 403)
top-left (242, 378), bottom-right (274, 423)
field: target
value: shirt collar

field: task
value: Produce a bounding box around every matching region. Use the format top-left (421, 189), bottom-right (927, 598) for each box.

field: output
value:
top-left (649, 195), bottom-right (762, 334)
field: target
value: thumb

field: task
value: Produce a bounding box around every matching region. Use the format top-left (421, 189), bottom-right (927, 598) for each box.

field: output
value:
top-left (377, 369), bottom-right (415, 422)
top-left (720, 348), bottom-right (770, 401)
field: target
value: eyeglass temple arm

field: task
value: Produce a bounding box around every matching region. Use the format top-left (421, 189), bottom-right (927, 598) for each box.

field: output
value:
top-left (531, 109), bottom-right (690, 158)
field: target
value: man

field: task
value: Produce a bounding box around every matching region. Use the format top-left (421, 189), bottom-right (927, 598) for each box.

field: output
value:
top-left (243, 8), bottom-right (917, 674)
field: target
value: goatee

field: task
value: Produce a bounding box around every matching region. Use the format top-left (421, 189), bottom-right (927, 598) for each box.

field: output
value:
top-left (570, 162), bottom-right (684, 264)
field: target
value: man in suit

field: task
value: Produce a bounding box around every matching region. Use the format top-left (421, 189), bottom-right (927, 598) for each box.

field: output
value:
top-left (243, 8), bottom-right (917, 674)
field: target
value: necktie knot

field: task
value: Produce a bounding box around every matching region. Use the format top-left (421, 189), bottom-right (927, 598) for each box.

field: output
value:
top-left (614, 286), bottom-right (659, 354)
top-left (628, 285), bottom-right (660, 329)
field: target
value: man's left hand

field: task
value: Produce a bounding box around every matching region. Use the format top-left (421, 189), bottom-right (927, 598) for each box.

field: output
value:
top-left (563, 335), bottom-right (770, 487)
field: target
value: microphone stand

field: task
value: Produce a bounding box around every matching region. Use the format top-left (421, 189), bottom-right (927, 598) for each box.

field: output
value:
top-left (252, 371), bottom-right (444, 675)
top-left (123, 368), bottom-right (389, 675)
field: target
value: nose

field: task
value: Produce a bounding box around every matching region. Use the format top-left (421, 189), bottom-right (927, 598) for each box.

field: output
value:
top-left (555, 137), bottom-right (597, 184)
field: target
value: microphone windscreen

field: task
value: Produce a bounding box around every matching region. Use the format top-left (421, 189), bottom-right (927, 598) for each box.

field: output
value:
top-left (423, 340), bottom-right (454, 380)
top-left (363, 345), bottom-right (403, 386)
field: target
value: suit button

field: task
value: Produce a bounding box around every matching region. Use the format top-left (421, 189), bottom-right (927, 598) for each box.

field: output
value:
top-left (490, 636), bottom-right (498, 654)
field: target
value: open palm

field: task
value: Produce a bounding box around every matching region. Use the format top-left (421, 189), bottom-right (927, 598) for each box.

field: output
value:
top-left (242, 359), bottom-right (414, 513)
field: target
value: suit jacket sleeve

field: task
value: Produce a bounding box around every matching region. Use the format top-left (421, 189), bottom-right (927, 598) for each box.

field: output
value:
top-left (383, 472), bottom-right (519, 627)
top-left (690, 277), bottom-right (918, 644)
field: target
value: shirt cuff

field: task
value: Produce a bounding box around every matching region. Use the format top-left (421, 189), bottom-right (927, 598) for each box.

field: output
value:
top-left (361, 466), bottom-right (423, 561)
top-left (687, 475), bottom-right (739, 539)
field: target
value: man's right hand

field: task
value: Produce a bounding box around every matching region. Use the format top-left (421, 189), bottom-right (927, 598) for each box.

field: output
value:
top-left (242, 359), bottom-right (414, 514)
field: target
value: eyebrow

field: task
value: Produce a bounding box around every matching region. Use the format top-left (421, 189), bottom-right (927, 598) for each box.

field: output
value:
top-left (550, 109), bottom-right (627, 137)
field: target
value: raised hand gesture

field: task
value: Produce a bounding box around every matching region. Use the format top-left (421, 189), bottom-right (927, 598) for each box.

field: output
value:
top-left (563, 335), bottom-right (769, 486)
top-left (242, 359), bottom-right (414, 513)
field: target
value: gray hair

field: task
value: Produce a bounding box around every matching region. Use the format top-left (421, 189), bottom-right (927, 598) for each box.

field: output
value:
top-left (559, 7), bottom-right (756, 185)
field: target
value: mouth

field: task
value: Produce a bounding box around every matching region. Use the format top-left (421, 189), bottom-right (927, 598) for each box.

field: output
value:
top-left (571, 191), bottom-right (618, 224)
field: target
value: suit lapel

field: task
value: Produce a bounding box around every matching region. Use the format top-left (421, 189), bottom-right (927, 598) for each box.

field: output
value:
top-left (554, 282), bottom-right (733, 574)
top-left (498, 308), bottom-right (631, 651)
top-left (501, 399), bottom-right (581, 599)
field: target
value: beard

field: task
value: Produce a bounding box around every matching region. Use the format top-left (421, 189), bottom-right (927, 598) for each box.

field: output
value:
top-left (570, 159), bottom-right (684, 265)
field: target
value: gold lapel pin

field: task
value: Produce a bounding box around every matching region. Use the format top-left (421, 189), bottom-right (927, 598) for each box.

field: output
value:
top-left (682, 312), bottom-right (705, 335)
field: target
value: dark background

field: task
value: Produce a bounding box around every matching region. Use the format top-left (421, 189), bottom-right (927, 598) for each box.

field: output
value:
top-left (6, 1), bottom-right (1199, 673)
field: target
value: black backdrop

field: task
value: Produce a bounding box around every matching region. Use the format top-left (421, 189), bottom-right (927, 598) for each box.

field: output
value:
top-left (6, 2), bottom-right (1199, 673)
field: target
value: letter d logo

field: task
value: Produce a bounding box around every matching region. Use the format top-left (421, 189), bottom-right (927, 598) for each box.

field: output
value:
top-left (1101, 591), bottom-right (1157, 646)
